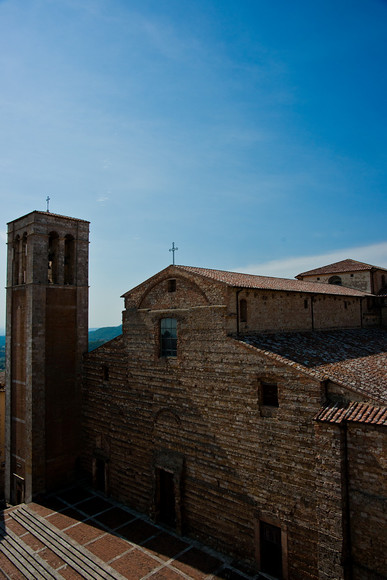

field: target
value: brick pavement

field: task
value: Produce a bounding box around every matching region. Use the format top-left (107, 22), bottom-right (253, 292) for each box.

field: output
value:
top-left (0, 486), bottom-right (262, 579)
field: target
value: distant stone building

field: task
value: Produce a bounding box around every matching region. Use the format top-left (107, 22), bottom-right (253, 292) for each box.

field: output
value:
top-left (296, 257), bottom-right (387, 292)
top-left (4, 211), bottom-right (387, 580)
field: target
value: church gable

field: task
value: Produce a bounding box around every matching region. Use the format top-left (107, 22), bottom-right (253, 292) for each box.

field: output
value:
top-left (138, 274), bottom-right (210, 310)
top-left (123, 266), bottom-right (227, 311)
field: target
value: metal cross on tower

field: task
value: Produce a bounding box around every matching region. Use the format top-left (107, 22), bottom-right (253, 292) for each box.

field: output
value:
top-left (169, 242), bottom-right (178, 265)
top-left (46, 196), bottom-right (50, 212)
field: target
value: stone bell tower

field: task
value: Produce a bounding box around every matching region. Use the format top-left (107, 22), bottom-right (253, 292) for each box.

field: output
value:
top-left (5, 211), bottom-right (89, 503)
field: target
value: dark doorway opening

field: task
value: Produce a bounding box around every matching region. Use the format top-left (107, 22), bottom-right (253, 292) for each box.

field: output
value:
top-left (260, 521), bottom-right (283, 579)
top-left (157, 468), bottom-right (176, 528)
top-left (95, 458), bottom-right (106, 493)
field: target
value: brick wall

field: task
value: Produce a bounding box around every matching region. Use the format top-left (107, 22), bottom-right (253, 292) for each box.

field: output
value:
top-left (347, 424), bottom-right (387, 579)
top-left (231, 289), bottom-right (362, 334)
top-left (82, 267), bottom-right (385, 578)
top-left (82, 269), bottom-right (345, 578)
top-left (301, 272), bottom-right (371, 293)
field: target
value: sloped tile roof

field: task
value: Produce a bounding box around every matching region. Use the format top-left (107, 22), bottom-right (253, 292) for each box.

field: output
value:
top-left (238, 329), bottom-right (387, 404)
top-left (315, 401), bottom-right (387, 426)
top-left (296, 258), bottom-right (387, 278)
top-left (176, 266), bottom-right (371, 297)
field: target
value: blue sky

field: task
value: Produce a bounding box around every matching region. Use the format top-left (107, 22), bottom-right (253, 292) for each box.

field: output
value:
top-left (1, 0), bottom-right (387, 331)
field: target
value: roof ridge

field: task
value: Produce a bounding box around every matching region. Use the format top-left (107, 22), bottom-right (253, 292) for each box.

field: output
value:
top-left (296, 258), bottom-right (387, 278)
top-left (175, 265), bottom-right (371, 296)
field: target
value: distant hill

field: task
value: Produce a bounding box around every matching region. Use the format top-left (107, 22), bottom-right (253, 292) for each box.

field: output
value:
top-left (88, 325), bottom-right (122, 351)
top-left (0, 326), bottom-right (123, 368)
top-left (0, 336), bottom-right (4, 370)
top-left (0, 344), bottom-right (4, 371)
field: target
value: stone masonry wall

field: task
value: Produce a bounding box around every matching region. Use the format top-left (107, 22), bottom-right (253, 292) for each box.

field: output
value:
top-left (347, 424), bottom-right (387, 579)
top-left (230, 289), bottom-right (361, 334)
top-left (82, 268), bottom-right (352, 579)
top-left (301, 272), bottom-right (371, 293)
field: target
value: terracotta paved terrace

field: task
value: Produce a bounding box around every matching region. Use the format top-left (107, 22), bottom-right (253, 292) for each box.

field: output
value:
top-left (0, 486), bottom-right (261, 579)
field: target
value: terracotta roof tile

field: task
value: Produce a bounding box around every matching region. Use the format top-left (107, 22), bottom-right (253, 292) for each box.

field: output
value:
top-left (315, 401), bottom-right (387, 426)
top-left (238, 329), bottom-right (387, 404)
top-left (176, 265), bottom-right (371, 297)
top-left (296, 258), bottom-right (387, 278)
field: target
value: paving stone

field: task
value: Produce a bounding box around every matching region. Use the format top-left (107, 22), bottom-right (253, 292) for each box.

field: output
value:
top-left (172, 547), bottom-right (223, 579)
top-left (214, 568), bottom-right (258, 580)
top-left (46, 507), bottom-right (85, 530)
top-left (93, 506), bottom-right (135, 530)
top-left (75, 496), bottom-right (113, 516)
top-left (148, 567), bottom-right (187, 580)
top-left (28, 501), bottom-right (58, 518)
top-left (117, 518), bottom-right (160, 544)
top-left (20, 530), bottom-right (47, 551)
top-left (57, 564), bottom-right (88, 579)
top-left (111, 547), bottom-right (162, 579)
top-left (3, 518), bottom-right (27, 536)
top-left (142, 532), bottom-right (191, 562)
top-left (0, 551), bottom-right (26, 579)
top-left (38, 495), bottom-right (68, 512)
top-left (57, 487), bottom-right (93, 505)
top-left (38, 546), bottom-right (67, 569)
top-left (0, 488), bottom-right (260, 580)
top-left (63, 520), bottom-right (106, 545)
top-left (86, 531), bottom-right (132, 561)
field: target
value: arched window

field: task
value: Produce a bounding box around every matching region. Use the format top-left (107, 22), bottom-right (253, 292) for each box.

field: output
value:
top-left (64, 234), bottom-right (75, 285)
top-left (21, 233), bottom-right (27, 284)
top-left (13, 235), bottom-right (20, 285)
top-left (328, 275), bottom-right (342, 286)
top-left (48, 232), bottom-right (59, 284)
top-left (160, 318), bottom-right (177, 357)
top-left (240, 299), bottom-right (247, 322)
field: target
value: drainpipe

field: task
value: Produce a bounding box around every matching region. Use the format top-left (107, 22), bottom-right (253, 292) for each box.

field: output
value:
top-left (342, 421), bottom-right (353, 580)
top-left (311, 295), bottom-right (315, 330)
top-left (236, 289), bottom-right (242, 336)
top-left (370, 268), bottom-right (376, 295)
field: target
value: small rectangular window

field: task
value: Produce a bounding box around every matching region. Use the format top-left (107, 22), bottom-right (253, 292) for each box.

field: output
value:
top-left (261, 382), bottom-right (279, 407)
top-left (168, 279), bottom-right (176, 292)
top-left (102, 365), bottom-right (109, 381)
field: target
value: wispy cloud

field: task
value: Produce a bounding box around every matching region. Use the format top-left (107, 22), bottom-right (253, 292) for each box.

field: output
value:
top-left (238, 242), bottom-right (387, 279)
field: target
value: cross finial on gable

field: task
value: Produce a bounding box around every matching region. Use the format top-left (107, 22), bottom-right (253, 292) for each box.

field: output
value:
top-left (169, 242), bottom-right (178, 265)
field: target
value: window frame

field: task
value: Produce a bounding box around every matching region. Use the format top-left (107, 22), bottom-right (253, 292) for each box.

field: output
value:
top-left (160, 318), bottom-right (177, 358)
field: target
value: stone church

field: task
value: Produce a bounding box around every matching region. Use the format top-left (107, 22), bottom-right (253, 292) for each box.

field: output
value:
top-left (4, 210), bottom-right (387, 580)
